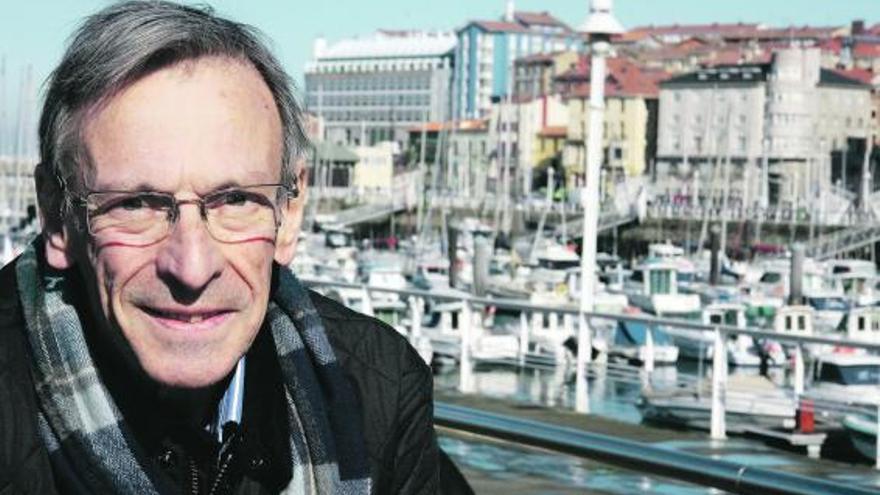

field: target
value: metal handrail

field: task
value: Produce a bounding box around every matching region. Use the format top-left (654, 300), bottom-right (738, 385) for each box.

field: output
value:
top-left (300, 277), bottom-right (880, 352)
top-left (435, 402), bottom-right (878, 495)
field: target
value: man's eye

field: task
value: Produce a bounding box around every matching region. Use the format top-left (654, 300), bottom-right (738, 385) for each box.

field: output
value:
top-left (117, 196), bottom-right (149, 210)
top-left (220, 191), bottom-right (250, 206)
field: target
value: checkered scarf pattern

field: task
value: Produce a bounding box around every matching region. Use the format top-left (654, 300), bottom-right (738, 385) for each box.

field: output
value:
top-left (15, 242), bottom-right (370, 494)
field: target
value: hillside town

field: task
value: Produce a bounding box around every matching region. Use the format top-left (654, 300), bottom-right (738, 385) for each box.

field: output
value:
top-left (302, 4), bottom-right (880, 251)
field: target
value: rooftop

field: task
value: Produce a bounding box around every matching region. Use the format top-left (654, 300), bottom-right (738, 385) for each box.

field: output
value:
top-left (315, 31), bottom-right (456, 61)
top-left (539, 126), bottom-right (567, 138)
top-left (462, 10), bottom-right (572, 35)
top-left (513, 11), bottom-right (572, 32)
top-left (557, 56), bottom-right (667, 98)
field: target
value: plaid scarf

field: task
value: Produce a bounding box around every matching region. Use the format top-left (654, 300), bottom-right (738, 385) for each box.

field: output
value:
top-left (16, 242), bottom-right (370, 494)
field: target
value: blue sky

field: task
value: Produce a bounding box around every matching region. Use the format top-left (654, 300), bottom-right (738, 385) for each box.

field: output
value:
top-left (1, 0), bottom-right (876, 89)
top-left (0, 0), bottom-right (876, 154)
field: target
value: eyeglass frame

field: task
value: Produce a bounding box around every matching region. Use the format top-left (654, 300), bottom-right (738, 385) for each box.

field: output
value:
top-left (63, 179), bottom-right (299, 243)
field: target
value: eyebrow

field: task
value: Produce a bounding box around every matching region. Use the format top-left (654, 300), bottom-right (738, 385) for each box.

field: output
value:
top-left (89, 180), bottom-right (249, 195)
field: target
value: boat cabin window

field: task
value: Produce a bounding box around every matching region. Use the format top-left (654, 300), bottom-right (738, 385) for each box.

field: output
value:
top-left (538, 258), bottom-right (580, 270)
top-left (819, 363), bottom-right (880, 385)
top-left (808, 297), bottom-right (848, 311)
top-left (708, 311), bottom-right (737, 326)
top-left (631, 270), bottom-right (644, 283)
top-left (723, 310), bottom-right (738, 326)
top-left (832, 265), bottom-right (851, 274)
top-left (649, 270), bottom-right (673, 295)
top-left (760, 272), bottom-right (782, 284)
top-left (798, 315), bottom-right (806, 331)
top-left (785, 315), bottom-right (793, 331)
top-left (859, 316), bottom-right (866, 331)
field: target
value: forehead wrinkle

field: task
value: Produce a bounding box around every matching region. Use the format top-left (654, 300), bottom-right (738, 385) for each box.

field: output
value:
top-left (82, 56), bottom-right (283, 194)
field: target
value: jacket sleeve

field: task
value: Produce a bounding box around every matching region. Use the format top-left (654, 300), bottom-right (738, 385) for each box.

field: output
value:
top-left (386, 355), bottom-right (439, 494)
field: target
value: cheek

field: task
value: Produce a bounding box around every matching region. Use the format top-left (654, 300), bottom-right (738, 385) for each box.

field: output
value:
top-left (93, 249), bottom-right (155, 307)
top-left (225, 244), bottom-right (275, 298)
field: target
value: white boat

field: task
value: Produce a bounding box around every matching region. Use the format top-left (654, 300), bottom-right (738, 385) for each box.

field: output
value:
top-left (608, 320), bottom-right (679, 365)
top-left (616, 257), bottom-right (701, 319)
top-left (664, 302), bottom-right (778, 367)
top-left (639, 374), bottom-right (797, 432)
top-left (842, 413), bottom-right (879, 461)
top-left (804, 353), bottom-right (880, 420)
top-left (421, 300), bottom-right (520, 363)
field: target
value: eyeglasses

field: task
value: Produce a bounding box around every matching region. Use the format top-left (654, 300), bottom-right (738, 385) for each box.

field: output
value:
top-left (70, 183), bottom-right (296, 246)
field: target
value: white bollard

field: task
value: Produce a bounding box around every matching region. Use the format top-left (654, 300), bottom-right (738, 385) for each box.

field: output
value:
top-left (710, 327), bottom-right (727, 440)
top-left (459, 301), bottom-right (474, 393)
top-left (644, 325), bottom-right (655, 373)
top-left (519, 311), bottom-right (529, 367)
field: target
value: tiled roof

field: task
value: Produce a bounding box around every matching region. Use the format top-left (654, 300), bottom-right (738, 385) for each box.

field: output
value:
top-left (749, 26), bottom-right (838, 40)
top-left (470, 20), bottom-right (530, 33)
top-left (832, 68), bottom-right (877, 86)
top-left (408, 122), bottom-right (449, 133)
top-left (539, 126), bottom-right (567, 138)
top-left (628, 23), bottom-right (762, 38)
top-left (514, 11), bottom-right (572, 32)
top-left (854, 42), bottom-right (880, 58)
top-left (457, 119), bottom-right (489, 132)
top-left (557, 56), bottom-right (668, 98)
top-left (820, 68), bottom-right (871, 87)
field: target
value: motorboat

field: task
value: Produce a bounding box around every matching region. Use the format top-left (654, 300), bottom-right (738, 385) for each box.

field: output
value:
top-left (638, 374), bottom-right (797, 432)
top-left (608, 319), bottom-right (679, 365)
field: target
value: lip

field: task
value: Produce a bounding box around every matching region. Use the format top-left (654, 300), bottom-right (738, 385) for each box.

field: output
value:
top-left (138, 305), bottom-right (235, 333)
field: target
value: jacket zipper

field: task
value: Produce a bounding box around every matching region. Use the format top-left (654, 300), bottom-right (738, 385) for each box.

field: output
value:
top-left (208, 447), bottom-right (234, 495)
top-left (189, 459), bottom-right (200, 495)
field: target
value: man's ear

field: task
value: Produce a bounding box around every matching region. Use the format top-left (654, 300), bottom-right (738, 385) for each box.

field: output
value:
top-left (34, 162), bottom-right (75, 270)
top-left (274, 166), bottom-right (308, 266)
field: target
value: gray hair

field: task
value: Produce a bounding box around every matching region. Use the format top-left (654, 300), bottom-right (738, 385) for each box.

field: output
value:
top-left (38, 0), bottom-right (307, 224)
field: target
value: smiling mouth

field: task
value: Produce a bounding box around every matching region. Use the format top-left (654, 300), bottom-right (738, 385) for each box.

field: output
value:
top-left (140, 306), bottom-right (233, 325)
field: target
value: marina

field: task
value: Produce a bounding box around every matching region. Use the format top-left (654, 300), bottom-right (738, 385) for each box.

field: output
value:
top-left (3, 0), bottom-right (880, 492)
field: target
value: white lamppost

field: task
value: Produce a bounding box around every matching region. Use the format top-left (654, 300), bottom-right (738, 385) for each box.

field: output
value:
top-left (575, 0), bottom-right (623, 414)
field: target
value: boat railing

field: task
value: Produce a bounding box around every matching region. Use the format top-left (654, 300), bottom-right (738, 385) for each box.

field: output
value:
top-left (301, 277), bottom-right (880, 464)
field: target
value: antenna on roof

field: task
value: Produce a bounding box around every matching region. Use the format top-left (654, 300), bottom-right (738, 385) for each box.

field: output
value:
top-left (505, 0), bottom-right (515, 23)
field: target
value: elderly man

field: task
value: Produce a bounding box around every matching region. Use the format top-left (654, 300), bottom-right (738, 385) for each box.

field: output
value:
top-left (0, 1), bottom-right (439, 493)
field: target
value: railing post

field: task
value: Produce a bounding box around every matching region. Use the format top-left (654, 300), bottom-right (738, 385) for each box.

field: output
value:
top-left (459, 299), bottom-right (474, 394)
top-left (575, 311), bottom-right (593, 414)
top-left (409, 296), bottom-right (422, 342)
top-left (519, 311), bottom-right (529, 367)
top-left (794, 343), bottom-right (805, 397)
top-left (644, 325), bottom-right (655, 373)
top-left (875, 402), bottom-right (880, 470)
top-left (710, 327), bottom-right (727, 440)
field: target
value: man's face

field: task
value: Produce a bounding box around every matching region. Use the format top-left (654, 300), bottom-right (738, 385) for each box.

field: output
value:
top-left (62, 57), bottom-right (298, 388)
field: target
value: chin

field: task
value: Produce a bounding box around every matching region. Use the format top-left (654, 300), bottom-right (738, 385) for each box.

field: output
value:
top-left (141, 352), bottom-right (242, 389)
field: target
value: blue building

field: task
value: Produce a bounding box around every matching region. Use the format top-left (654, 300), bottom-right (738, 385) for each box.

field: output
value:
top-left (454, 10), bottom-right (583, 119)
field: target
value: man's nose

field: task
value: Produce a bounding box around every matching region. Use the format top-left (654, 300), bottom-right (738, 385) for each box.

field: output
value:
top-left (155, 204), bottom-right (224, 295)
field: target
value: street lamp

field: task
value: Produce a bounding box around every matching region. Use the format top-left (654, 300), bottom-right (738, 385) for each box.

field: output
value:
top-left (575, 0), bottom-right (623, 414)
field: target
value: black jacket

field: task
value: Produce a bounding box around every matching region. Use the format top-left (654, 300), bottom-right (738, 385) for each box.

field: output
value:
top-left (0, 258), bottom-right (439, 494)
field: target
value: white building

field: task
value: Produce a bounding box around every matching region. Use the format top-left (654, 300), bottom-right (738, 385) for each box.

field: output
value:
top-left (304, 30), bottom-right (456, 148)
top-left (656, 47), bottom-right (872, 209)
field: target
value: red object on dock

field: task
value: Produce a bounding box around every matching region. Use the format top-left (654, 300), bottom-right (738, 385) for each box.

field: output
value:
top-left (797, 399), bottom-right (815, 433)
